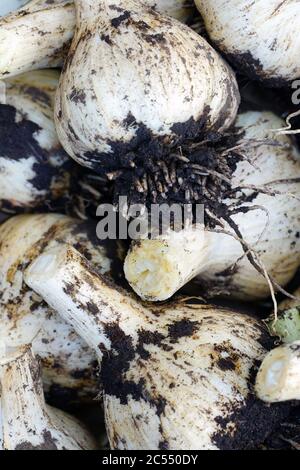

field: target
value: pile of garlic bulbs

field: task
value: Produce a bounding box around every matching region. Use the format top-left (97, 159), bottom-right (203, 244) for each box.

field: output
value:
top-left (0, 0), bottom-right (299, 451)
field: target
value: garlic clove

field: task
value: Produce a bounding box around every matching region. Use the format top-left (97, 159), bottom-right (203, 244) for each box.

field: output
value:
top-left (0, 69), bottom-right (76, 213)
top-left (25, 244), bottom-right (290, 450)
top-left (0, 345), bottom-right (97, 450)
top-left (255, 341), bottom-right (300, 403)
top-left (124, 110), bottom-right (300, 302)
top-left (55, 0), bottom-right (239, 173)
top-left (195, 0), bottom-right (300, 86)
top-left (0, 213), bottom-right (125, 403)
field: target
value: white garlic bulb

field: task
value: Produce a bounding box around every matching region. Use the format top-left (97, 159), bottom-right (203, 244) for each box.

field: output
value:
top-left (124, 110), bottom-right (300, 301)
top-left (0, 345), bottom-right (97, 450)
top-left (0, 213), bottom-right (125, 403)
top-left (195, 0), bottom-right (300, 86)
top-left (25, 244), bottom-right (289, 450)
top-left (0, 1), bottom-right (194, 79)
top-left (0, 69), bottom-right (75, 213)
top-left (55, 0), bottom-right (239, 172)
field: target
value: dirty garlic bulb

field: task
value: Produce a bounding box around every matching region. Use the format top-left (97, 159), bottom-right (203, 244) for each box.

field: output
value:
top-left (0, 213), bottom-right (125, 403)
top-left (0, 69), bottom-right (76, 213)
top-left (124, 110), bottom-right (300, 302)
top-left (25, 244), bottom-right (289, 450)
top-left (0, 1), bottom-right (75, 79)
top-left (55, 0), bottom-right (239, 174)
top-left (0, 345), bottom-right (97, 450)
top-left (195, 0), bottom-right (300, 86)
top-left (0, 1), bottom-right (194, 80)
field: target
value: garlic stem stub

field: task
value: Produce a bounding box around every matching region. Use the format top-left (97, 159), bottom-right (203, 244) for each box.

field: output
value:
top-left (0, 1), bottom-right (194, 79)
top-left (25, 244), bottom-right (290, 450)
top-left (195, 0), bottom-right (300, 86)
top-left (0, 213), bottom-right (125, 403)
top-left (268, 307), bottom-right (300, 345)
top-left (0, 345), bottom-right (97, 450)
top-left (255, 341), bottom-right (300, 403)
top-left (125, 110), bottom-right (300, 302)
top-left (0, 69), bottom-right (76, 213)
top-left (55, 0), bottom-right (239, 180)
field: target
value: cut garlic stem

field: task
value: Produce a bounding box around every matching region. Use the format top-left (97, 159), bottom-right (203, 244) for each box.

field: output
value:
top-left (0, 345), bottom-right (97, 450)
top-left (124, 226), bottom-right (211, 301)
top-left (255, 341), bottom-right (300, 403)
top-left (25, 244), bottom-right (289, 450)
top-left (124, 110), bottom-right (300, 302)
top-left (25, 245), bottom-right (147, 356)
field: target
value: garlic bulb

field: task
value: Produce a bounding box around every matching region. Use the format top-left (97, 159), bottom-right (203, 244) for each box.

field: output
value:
top-left (55, 0), bottom-right (239, 175)
top-left (0, 69), bottom-right (76, 213)
top-left (0, 345), bottom-right (97, 450)
top-left (0, 1), bottom-right (194, 80)
top-left (0, 1), bottom-right (75, 79)
top-left (25, 244), bottom-right (289, 450)
top-left (125, 110), bottom-right (300, 302)
top-left (195, 0), bottom-right (300, 86)
top-left (255, 341), bottom-right (300, 403)
top-left (0, 213), bottom-right (125, 402)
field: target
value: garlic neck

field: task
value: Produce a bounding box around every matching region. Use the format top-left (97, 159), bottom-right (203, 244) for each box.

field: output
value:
top-left (25, 244), bottom-right (150, 359)
top-left (0, 347), bottom-right (51, 449)
top-left (124, 226), bottom-right (214, 301)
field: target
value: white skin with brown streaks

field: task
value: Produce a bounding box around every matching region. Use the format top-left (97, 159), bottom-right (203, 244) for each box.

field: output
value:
top-left (0, 213), bottom-right (125, 402)
top-left (195, 0), bottom-right (300, 85)
top-left (0, 345), bottom-right (97, 450)
top-left (25, 244), bottom-right (289, 450)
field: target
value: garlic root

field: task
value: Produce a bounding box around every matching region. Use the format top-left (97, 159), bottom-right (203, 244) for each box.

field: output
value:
top-left (0, 345), bottom-right (97, 450)
top-left (25, 244), bottom-right (289, 450)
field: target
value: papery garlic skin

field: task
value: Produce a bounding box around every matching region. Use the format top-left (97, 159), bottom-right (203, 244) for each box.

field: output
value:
top-left (0, 1), bottom-right (193, 80)
top-left (255, 341), bottom-right (300, 403)
top-left (0, 1), bottom-right (75, 79)
top-left (55, 0), bottom-right (239, 171)
top-left (195, 0), bottom-right (300, 86)
top-left (25, 244), bottom-right (289, 450)
top-left (0, 346), bottom-right (97, 450)
top-left (0, 213), bottom-right (125, 402)
top-left (125, 110), bottom-right (300, 301)
top-left (0, 70), bottom-right (75, 212)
